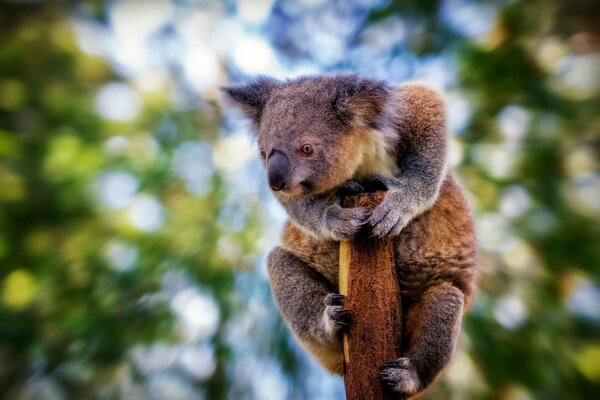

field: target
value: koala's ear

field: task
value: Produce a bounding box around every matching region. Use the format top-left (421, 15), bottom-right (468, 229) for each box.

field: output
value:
top-left (220, 77), bottom-right (280, 127)
top-left (332, 76), bottom-right (390, 128)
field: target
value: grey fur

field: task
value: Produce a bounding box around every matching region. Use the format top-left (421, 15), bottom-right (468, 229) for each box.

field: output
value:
top-left (277, 187), bottom-right (369, 241)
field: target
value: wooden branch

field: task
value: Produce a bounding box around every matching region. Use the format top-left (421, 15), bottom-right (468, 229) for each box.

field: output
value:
top-left (339, 192), bottom-right (404, 400)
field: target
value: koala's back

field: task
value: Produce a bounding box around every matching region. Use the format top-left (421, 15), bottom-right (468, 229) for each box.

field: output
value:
top-left (280, 172), bottom-right (476, 302)
top-left (394, 172), bottom-right (477, 304)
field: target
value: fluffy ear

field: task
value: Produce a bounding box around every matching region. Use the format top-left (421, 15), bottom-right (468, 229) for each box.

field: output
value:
top-left (220, 77), bottom-right (280, 127)
top-left (332, 76), bottom-right (390, 129)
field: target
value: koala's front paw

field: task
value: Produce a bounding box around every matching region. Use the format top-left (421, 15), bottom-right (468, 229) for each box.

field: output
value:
top-left (323, 293), bottom-right (351, 335)
top-left (368, 191), bottom-right (411, 237)
top-left (379, 357), bottom-right (421, 396)
top-left (325, 206), bottom-right (368, 241)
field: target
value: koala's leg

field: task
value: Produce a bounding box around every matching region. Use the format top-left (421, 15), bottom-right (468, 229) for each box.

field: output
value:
top-left (380, 282), bottom-right (464, 397)
top-left (267, 247), bottom-right (347, 374)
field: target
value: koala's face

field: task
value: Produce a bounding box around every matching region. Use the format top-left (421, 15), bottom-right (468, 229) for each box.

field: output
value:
top-left (256, 82), bottom-right (364, 197)
top-left (221, 75), bottom-right (389, 197)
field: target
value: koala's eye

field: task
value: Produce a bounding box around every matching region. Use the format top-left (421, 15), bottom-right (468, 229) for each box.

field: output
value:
top-left (260, 150), bottom-right (266, 159)
top-left (301, 143), bottom-right (313, 155)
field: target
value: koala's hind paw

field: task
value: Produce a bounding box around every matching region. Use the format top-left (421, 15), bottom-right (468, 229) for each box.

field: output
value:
top-left (379, 357), bottom-right (421, 396)
top-left (323, 293), bottom-right (352, 334)
top-left (325, 206), bottom-right (368, 241)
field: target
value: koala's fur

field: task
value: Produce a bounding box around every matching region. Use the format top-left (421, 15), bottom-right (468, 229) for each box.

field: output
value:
top-left (222, 74), bottom-right (477, 398)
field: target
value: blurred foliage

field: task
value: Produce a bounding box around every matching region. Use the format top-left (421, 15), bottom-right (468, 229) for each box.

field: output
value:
top-left (0, 0), bottom-right (599, 400)
top-left (0, 3), bottom-right (269, 399)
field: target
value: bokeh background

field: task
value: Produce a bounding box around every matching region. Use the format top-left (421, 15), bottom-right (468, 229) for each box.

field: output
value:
top-left (0, 0), bottom-right (598, 399)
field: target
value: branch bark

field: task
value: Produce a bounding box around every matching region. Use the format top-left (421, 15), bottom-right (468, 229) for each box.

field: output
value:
top-left (339, 192), bottom-right (404, 400)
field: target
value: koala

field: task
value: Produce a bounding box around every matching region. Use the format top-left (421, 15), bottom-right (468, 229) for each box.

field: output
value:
top-left (221, 74), bottom-right (477, 398)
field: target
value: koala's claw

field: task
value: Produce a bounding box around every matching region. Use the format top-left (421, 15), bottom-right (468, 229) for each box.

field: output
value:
top-left (380, 358), bottom-right (409, 369)
top-left (328, 307), bottom-right (351, 327)
top-left (324, 293), bottom-right (346, 306)
top-left (379, 357), bottom-right (421, 396)
top-left (368, 193), bottom-right (410, 237)
top-left (324, 293), bottom-right (352, 332)
top-left (326, 206), bottom-right (368, 241)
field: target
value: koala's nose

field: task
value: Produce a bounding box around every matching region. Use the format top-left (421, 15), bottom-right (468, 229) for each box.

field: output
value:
top-left (267, 151), bottom-right (291, 192)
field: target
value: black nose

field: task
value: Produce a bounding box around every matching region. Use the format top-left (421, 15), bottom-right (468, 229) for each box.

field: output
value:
top-left (267, 151), bottom-right (290, 191)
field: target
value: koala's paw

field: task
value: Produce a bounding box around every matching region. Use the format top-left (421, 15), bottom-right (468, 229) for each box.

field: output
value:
top-left (379, 357), bottom-right (421, 396)
top-left (325, 206), bottom-right (368, 241)
top-left (323, 293), bottom-right (351, 335)
top-left (368, 192), bottom-right (411, 237)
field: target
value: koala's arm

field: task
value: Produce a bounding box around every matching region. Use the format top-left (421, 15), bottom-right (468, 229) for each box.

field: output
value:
top-left (366, 83), bottom-right (448, 237)
top-left (276, 182), bottom-right (367, 241)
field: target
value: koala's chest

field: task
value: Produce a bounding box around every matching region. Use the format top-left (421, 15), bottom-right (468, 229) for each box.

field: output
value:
top-left (351, 129), bottom-right (400, 180)
top-left (280, 221), bottom-right (475, 298)
top-left (280, 221), bottom-right (340, 284)
top-left (279, 221), bottom-right (440, 291)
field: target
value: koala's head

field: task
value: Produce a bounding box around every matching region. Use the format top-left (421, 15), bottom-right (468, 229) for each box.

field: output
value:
top-left (221, 75), bottom-right (390, 197)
